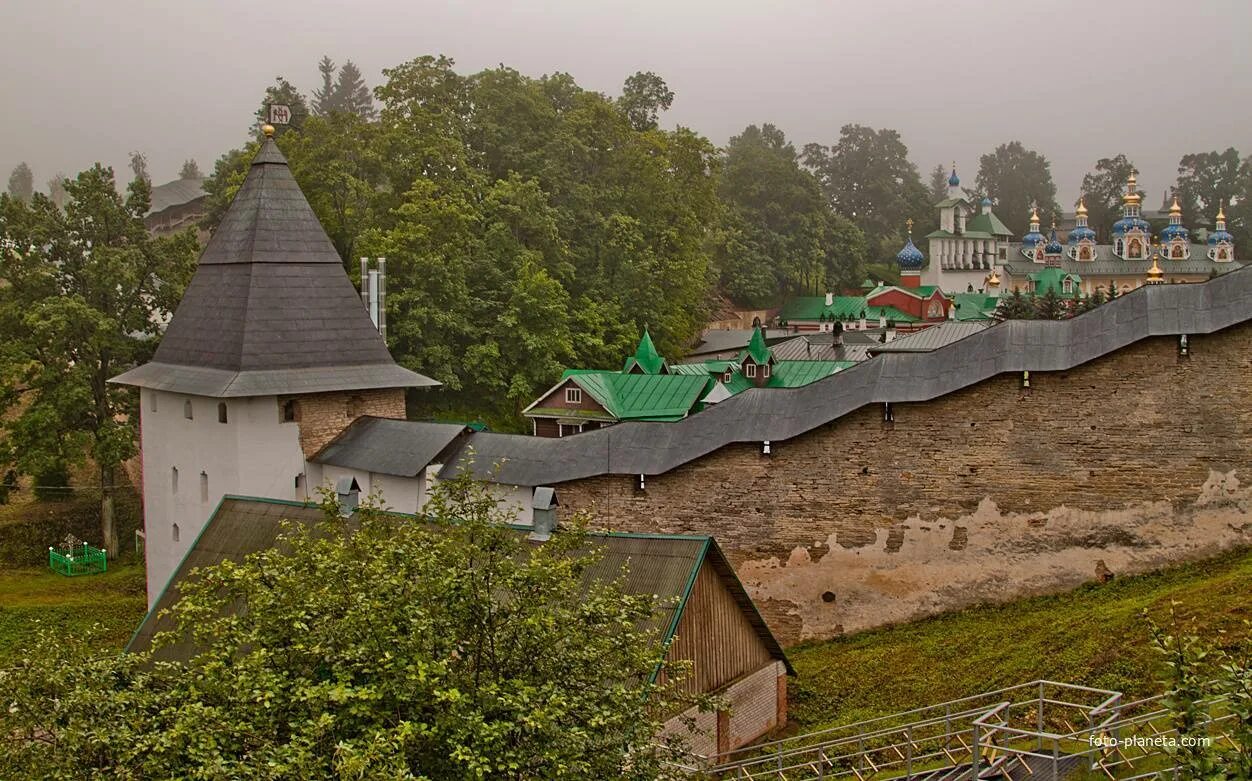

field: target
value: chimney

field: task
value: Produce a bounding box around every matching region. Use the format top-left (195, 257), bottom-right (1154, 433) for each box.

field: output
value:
top-left (335, 476), bottom-right (361, 517)
top-left (878, 313), bottom-right (887, 330)
top-left (377, 258), bottom-right (387, 340)
top-left (530, 487), bottom-right (559, 541)
top-left (824, 292), bottom-right (834, 306)
top-left (359, 258), bottom-right (369, 309)
top-left (360, 258), bottom-right (388, 338)
top-left (859, 311), bottom-right (867, 330)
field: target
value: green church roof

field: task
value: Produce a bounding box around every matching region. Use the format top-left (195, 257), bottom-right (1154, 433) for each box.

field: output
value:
top-left (965, 211), bottom-right (1013, 237)
top-left (739, 325), bottom-right (774, 365)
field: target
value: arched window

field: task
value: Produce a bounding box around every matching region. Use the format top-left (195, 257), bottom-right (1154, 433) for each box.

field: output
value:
top-left (172, 523), bottom-right (180, 542)
top-left (171, 466), bottom-right (178, 493)
top-left (200, 471), bottom-right (208, 503)
top-left (217, 402), bottom-right (228, 424)
top-left (183, 399), bottom-right (193, 420)
top-left (281, 399), bottom-right (298, 423)
top-left (1063, 278), bottom-right (1073, 294)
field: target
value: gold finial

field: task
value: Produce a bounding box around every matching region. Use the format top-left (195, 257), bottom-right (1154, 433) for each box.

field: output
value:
top-left (1127, 170), bottom-right (1137, 188)
top-left (906, 217), bottom-right (914, 233)
top-left (1030, 204), bottom-right (1040, 223)
top-left (1170, 195), bottom-right (1182, 215)
top-left (1075, 198), bottom-right (1087, 216)
top-left (262, 124), bottom-right (276, 138)
top-left (1146, 253), bottom-right (1164, 284)
top-left (1217, 201), bottom-right (1226, 221)
top-left (986, 268), bottom-right (1000, 288)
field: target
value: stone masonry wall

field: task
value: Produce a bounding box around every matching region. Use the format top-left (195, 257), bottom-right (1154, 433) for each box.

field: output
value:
top-left (294, 388), bottom-right (406, 458)
top-left (557, 323), bottom-right (1252, 645)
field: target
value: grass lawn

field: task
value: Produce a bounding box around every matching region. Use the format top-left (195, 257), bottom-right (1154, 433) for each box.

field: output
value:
top-left (0, 564), bottom-right (148, 664)
top-left (787, 547), bottom-right (1252, 732)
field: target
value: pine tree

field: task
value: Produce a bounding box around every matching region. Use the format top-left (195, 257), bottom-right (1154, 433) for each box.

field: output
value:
top-left (333, 60), bottom-right (376, 119)
top-left (129, 151), bottom-right (150, 185)
top-left (46, 173), bottom-right (67, 209)
top-left (178, 159), bottom-right (202, 180)
top-left (994, 288), bottom-right (1035, 320)
top-left (7, 163), bottom-right (33, 201)
top-left (1106, 283), bottom-right (1120, 301)
top-left (312, 55), bottom-right (336, 115)
top-left (1035, 288), bottom-right (1066, 320)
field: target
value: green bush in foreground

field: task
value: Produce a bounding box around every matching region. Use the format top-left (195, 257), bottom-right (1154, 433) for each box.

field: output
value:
top-left (0, 475), bottom-right (704, 779)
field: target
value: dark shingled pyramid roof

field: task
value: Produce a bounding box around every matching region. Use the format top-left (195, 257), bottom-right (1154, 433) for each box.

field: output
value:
top-left (111, 138), bottom-right (437, 398)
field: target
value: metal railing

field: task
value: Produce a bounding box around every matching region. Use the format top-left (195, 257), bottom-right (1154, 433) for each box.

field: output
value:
top-left (668, 679), bottom-right (1240, 780)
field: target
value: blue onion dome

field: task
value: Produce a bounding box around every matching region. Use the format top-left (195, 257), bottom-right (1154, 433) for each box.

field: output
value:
top-left (1112, 215), bottom-right (1150, 235)
top-left (1044, 229), bottom-right (1063, 255)
top-left (980, 196), bottom-right (993, 209)
top-left (897, 236), bottom-right (925, 270)
top-left (1160, 223), bottom-right (1188, 241)
top-left (948, 163), bottom-right (960, 188)
top-left (1209, 230), bottom-right (1233, 246)
top-left (1068, 225), bottom-right (1097, 244)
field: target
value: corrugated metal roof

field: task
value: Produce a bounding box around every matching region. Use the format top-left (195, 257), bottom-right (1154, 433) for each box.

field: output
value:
top-left (867, 321), bottom-right (991, 354)
top-left (128, 496), bottom-right (790, 672)
top-left (311, 417), bottom-right (469, 477)
top-left (145, 177), bottom-right (208, 216)
top-left (439, 265), bottom-right (1252, 486)
top-left (571, 372), bottom-right (710, 420)
top-left (110, 139), bottom-right (437, 398)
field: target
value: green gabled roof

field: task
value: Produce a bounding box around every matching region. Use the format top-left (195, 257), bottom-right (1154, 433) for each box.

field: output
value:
top-left (621, 329), bottom-right (667, 375)
top-left (1027, 267), bottom-right (1082, 298)
top-left (767, 360), bottom-right (853, 388)
top-left (934, 196), bottom-right (969, 208)
top-left (738, 325), bottom-right (773, 365)
top-left (571, 372), bottom-right (708, 421)
top-left (868, 284), bottom-right (942, 299)
top-left (779, 295), bottom-right (869, 321)
top-left (952, 292), bottom-right (1000, 321)
top-left (925, 228), bottom-right (995, 240)
top-left (966, 211), bottom-right (1013, 237)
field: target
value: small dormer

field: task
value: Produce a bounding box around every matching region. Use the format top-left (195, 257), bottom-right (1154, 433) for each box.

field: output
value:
top-left (738, 326), bottom-right (776, 388)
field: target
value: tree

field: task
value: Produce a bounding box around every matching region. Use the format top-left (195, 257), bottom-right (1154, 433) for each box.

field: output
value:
top-left (718, 124), bottom-right (865, 305)
top-left (0, 475), bottom-right (705, 778)
top-left (254, 76), bottom-right (310, 137)
top-left (7, 162), bottom-right (33, 201)
top-left (928, 163), bottom-right (948, 203)
top-left (178, 159), bottom-right (202, 180)
top-left (1080, 155), bottom-right (1139, 243)
top-left (0, 166), bottom-right (198, 555)
top-left (333, 60), bottom-right (376, 119)
top-left (128, 151), bottom-right (150, 185)
top-left (994, 288), bottom-right (1036, 320)
top-left (46, 173), bottom-right (67, 209)
top-left (312, 54), bottom-right (337, 115)
top-left (1175, 148), bottom-right (1242, 226)
top-left (973, 141), bottom-right (1059, 236)
top-left (1034, 288), bottom-right (1068, 320)
top-left (802, 125), bottom-right (932, 256)
top-left (618, 71), bottom-right (674, 131)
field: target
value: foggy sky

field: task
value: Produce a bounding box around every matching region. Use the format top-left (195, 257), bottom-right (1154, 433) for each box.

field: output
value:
top-left (3, 0), bottom-right (1249, 207)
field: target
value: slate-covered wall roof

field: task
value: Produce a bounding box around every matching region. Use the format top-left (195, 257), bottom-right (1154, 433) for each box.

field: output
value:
top-left (111, 138), bottom-right (436, 398)
top-left (311, 417), bottom-right (470, 477)
top-left (439, 265), bottom-right (1252, 486)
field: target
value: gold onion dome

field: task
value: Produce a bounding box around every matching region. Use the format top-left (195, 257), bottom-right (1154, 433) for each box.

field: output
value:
top-left (262, 124), bottom-right (276, 138)
top-left (1075, 199), bottom-right (1088, 216)
top-left (986, 269), bottom-right (1001, 288)
top-left (1124, 172), bottom-right (1141, 203)
top-left (1170, 196), bottom-right (1182, 215)
top-left (1217, 204), bottom-right (1226, 220)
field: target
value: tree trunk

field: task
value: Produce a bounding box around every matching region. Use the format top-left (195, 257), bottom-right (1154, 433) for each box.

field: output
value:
top-left (101, 463), bottom-right (119, 558)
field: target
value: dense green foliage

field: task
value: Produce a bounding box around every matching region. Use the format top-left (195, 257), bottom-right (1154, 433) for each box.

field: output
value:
top-left (0, 477), bottom-right (703, 779)
top-left (971, 141), bottom-right (1059, 235)
top-left (714, 124), bottom-right (866, 306)
top-left (788, 548), bottom-right (1252, 732)
top-left (0, 170), bottom-right (198, 553)
top-left (7, 163), bottom-right (32, 202)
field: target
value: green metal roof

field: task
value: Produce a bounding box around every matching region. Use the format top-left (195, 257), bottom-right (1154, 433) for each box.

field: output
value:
top-left (1027, 267), bottom-right (1082, 299)
top-left (570, 372), bottom-right (709, 421)
top-left (739, 325), bottom-right (773, 365)
top-left (934, 196), bottom-right (969, 208)
top-left (965, 211), bottom-right (1013, 237)
top-left (779, 295), bottom-right (920, 324)
top-left (621, 329), bottom-right (667, 375)
top-left (768, 360), bottom-right (853, 387)
top-left (952, 292), bottom-right (1000, 321)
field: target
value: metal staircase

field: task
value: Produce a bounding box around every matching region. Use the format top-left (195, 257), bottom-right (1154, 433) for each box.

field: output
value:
top-left (666, 680), bottom-right (1238, 780)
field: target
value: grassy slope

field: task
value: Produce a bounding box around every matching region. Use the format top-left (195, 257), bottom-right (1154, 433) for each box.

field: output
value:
top-left (0, 564), bottom-right (148, 663)
top-left (788, 547), bottom-right (1252, 732)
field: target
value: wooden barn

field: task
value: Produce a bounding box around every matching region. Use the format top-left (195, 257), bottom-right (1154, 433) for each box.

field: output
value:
top-left (129, 495), bottom-right (792, 756)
